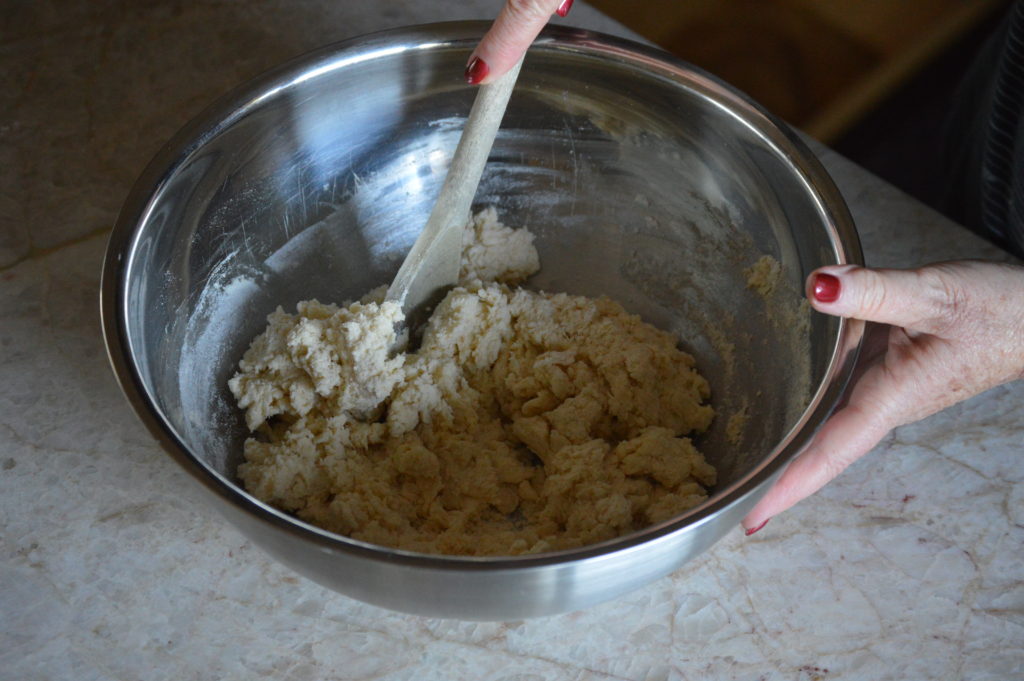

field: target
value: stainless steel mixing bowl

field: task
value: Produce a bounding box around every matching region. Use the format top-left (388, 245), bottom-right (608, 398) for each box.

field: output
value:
top-left (101, 22), bottom-right (863, 619)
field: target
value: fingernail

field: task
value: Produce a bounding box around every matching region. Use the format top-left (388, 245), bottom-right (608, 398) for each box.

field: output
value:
top-left (465, 57), bottom-right (489, 85)
top-left (812, 273), bottom-right (841, 303)
top-left (744, 519), bottom-right (770, 536)
top-left (556, 0), bottom-right (574, 17)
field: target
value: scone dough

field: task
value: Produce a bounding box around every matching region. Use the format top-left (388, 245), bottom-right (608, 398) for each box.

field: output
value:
top-left (230, 208), bottom-right (716, 556)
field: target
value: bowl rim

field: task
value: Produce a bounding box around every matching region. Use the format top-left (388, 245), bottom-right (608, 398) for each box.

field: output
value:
top-left (100, 20), bottom-right (864, 570)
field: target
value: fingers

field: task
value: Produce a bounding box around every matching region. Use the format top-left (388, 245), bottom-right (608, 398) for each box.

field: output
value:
top-left (743, 261), bottom-right (1024, 535)
top-left (467, 0), bottom-right (570, 84)
top-left (742, 270), bottom-right (913, 533)
top-left (741, 364), bottom-right (898, 532)
top-left (807, 265), bottom-right (966, 337)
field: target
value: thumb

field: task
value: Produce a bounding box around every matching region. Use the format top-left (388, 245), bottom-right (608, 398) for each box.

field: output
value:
top-left (467, 0), bottom-right (569, 84)
top-left (807, 265), bottom-right (963, 336)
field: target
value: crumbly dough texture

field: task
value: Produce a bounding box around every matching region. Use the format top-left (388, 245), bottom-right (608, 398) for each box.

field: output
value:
top-left (744, 254), bottom-right (783, 297)
top-left (230, 208), bottom-right (716, 556)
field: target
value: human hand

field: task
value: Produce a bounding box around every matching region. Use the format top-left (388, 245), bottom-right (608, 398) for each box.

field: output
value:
top-left (742, 260), bottom-right (1024, 534)
top-left (465, 0), bottom-right (574, 84)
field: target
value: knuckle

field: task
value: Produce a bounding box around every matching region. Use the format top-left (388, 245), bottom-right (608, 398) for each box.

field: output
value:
top-left (505, 0), bottom-right (557, 20)
top-left (857, 269), bottom-right (891, 318)
top-left (820, 455), bottom-right (851, 486)
top-left (919, 266), bottom-right (970, 335)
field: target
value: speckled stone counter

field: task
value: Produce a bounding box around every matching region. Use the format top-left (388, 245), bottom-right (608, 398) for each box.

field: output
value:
top-left (2, 2), bottom-right (1022, 680)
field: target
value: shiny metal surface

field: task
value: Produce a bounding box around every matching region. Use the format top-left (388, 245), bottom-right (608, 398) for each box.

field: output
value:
top-left (101, 22), bottom-right (863, 620)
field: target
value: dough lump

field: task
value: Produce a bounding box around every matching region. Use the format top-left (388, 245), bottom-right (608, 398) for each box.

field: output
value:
top-left (229, 208), bottom-right (716, 556)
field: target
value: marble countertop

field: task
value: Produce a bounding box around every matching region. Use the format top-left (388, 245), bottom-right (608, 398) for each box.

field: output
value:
top-left (2, 2), bottom-right (1022, 679)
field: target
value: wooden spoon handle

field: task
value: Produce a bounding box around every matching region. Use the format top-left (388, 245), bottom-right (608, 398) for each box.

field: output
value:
top-left (386, 56), bottom-right (525, 313)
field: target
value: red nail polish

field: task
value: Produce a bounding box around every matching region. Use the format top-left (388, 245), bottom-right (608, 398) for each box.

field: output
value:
top-left (556, 0), bottom-right (574, 17)
top-left (812, 273), bottom-right (840, 303)
top-left (744, 519), bottom-right (769, 536)
top-left (465, 57), bottom-right (489, 85)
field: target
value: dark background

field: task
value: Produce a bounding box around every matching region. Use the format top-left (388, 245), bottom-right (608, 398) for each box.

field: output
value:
top-left (588, 0), bottom-right (1013, 224)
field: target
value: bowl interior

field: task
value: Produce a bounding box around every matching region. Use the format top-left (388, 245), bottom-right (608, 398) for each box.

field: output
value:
top-left (122, 28), bottom-right (849, 535)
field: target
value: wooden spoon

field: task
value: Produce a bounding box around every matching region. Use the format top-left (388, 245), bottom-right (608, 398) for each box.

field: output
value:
top-left (385, 56), bottom-right (525, 345)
